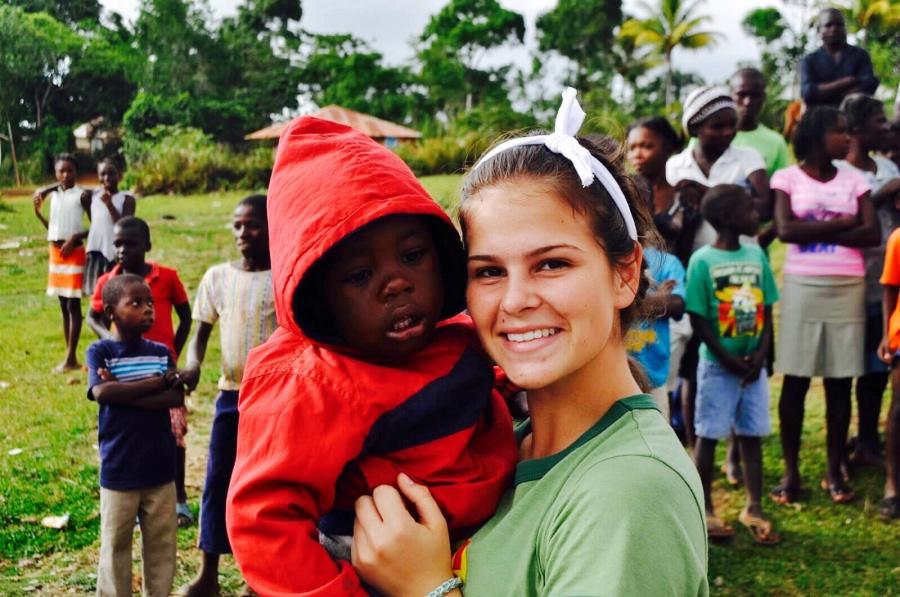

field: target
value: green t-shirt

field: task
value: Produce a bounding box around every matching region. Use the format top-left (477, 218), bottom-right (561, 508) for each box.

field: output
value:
top-left (733, 124), bottom-right (790, 177)
top-left (688, 124), bottom-right (790, 177)
top-left (456, 395), bottom-right (708, 597)
top-left (685, 244), bottom-right (779, 362)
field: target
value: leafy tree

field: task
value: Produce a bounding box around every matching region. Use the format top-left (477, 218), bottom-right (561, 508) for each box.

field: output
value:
top-left (535, 0), bottom-right (623, 89)
top-left (417, 0), bottom-right (525, 115)
top-left (3, 0), bottom-right (100, 26)
top-left (836, 0), bottom-right (900, 47)
top-left (620, 0), bottom-right (719, 107)
top-left (741, 6), bottom-right (810, 101)
top-left (297, 33), bottom-right (425, 125)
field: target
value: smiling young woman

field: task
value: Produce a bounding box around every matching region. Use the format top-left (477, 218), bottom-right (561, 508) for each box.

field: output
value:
top-left (351, 89), bottom-right (709, 597)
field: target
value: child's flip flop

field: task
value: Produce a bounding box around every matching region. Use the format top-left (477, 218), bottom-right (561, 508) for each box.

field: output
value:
top-left (739, 508), bottom-right (781, 546)
top-left (706, 514), bottom-right (735, 540)
top-left (176, 502), bottom-right (194, 528)
top-left (770, 484), bottom-right (799, 505)
top-left (820, 478), bottom-right (855, 505)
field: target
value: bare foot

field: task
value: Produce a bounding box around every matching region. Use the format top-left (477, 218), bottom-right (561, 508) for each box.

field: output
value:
top-left (181, 574), bottom-right (219, 597)
top-left (52, 360), bottom-right (81, 374)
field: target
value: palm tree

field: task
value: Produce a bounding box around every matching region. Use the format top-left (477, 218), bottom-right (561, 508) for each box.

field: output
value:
top-left (619, 0), bottom-right (719, 107)
top-left (836, 0), bottom-right (900, 47)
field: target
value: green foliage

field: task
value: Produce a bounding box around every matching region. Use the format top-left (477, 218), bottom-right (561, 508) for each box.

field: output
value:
top-left (417, 0), bottom-right (525, 117)
top-left (394, 134), bottom-right (489, 177)
top-left (122, 126), bottom-right (273, 194)
top-left (536, 0), bottom-right (624, 88)
top-left (297, 34), bottom-right (424, 125)
top-left (4, 0), bottom-right (100, 26)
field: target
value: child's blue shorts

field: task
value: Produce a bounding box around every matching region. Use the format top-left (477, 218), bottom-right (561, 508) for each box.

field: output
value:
top-left (695, 357), bottom-right (771, 440)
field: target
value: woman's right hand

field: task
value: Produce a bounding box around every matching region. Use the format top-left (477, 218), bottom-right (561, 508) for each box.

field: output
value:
top-left (352, 473), bottom-right (455, 597)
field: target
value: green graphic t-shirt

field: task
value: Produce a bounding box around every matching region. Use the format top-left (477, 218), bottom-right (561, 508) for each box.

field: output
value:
top-left (685, 244), bottom-right (779, 361)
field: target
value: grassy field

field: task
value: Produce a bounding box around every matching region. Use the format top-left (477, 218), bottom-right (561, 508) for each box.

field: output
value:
top-left (0, 176), bottom-right (898, 595)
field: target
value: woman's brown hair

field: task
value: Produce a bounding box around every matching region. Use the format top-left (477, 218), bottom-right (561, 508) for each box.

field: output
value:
top-left (458, 133), bottom-right (658, 390)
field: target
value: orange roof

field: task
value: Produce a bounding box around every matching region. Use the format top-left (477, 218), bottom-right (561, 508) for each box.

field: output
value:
top-left (245, 105), bottom-right (421, 140)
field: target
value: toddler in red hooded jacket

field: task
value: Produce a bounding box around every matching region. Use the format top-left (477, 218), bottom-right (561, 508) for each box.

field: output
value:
top-left (225, 117), bottom-right (517, 596)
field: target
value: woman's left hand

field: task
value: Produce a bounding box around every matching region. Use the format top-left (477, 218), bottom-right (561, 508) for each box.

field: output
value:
top-left (352, 473), bottom-right (454, 597)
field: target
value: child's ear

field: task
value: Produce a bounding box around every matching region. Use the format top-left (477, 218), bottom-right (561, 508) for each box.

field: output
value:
top-left (145, 240), bottom-right (152, 253)
top-left (613, 242), bottom-right (643, 309)
top-left (103, 304), bottom-right (116, 323)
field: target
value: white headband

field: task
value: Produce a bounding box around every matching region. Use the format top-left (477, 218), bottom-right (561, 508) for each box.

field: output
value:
top-left (472, 87), bottom-right (638, 241)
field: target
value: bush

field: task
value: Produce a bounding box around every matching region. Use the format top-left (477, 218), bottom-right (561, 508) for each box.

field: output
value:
top-left (122, 126), bottom-right (272, 194)
top-left (394, 132), bottom-right (490, 177)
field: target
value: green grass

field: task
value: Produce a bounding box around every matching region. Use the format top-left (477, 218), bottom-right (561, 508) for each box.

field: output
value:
top-left (1, 176), bottom-right (898, 594)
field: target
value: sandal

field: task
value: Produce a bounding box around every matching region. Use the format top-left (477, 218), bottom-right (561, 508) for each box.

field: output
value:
top-left (706, 514), bottom-right (735, 540)
top-left (176, 502), bottom-right (194, 528)
top-left (739, 508), bottom-right (781, 545)
top-left (820, 478), bottom-right (855, 504)
top-left (878, 496), bottom-right (899, 520)
top-left (770, 484), bottom-right (800, 505)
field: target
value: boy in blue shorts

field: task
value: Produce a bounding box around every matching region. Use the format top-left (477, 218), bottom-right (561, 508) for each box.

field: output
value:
top-left (86, 274), bottom-right (186, 596)
top-left (686, 184), bottom-right (780, 545)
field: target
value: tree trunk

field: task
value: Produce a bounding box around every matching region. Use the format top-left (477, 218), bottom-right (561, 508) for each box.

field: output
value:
top-left (7, 121), bottom-right (21, 188)
top-left (664, 52), bottom-right (673, 110)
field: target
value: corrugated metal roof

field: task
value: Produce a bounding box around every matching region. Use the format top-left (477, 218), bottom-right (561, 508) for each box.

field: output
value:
top-left (245, 105), bottom-right (421, 140)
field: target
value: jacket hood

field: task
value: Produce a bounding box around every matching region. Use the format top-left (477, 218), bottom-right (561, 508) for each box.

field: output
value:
top-left (267, 116), bottom-right (466, 343)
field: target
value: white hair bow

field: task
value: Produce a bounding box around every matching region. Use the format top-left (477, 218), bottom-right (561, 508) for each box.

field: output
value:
top-left (473, 87), bottom-right (638, 241)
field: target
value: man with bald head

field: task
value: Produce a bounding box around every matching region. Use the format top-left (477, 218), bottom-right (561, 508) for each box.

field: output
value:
top-left (800, 8), bottom-right (879, 106)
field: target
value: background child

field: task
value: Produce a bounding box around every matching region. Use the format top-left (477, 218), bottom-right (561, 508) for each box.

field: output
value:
top-left (686, 184), bottom-right (779, 544)
top-left (226, 117), bottom-right (516, 595)
top-left (625, 246), bottom-right (686, 422)
top-left (878, 220), bottom-right (900, 520)
top-left (180, 195), bottom-right (276, 597)
top-left (80, 159), bottom-right (136, 297)
top-left (771, 106), bottom-right (879, 505)
top-left (87, 216), bottom-right (194, 525)
top-left (86, 274), bottom-right (185, 596)
top-left (835, 93), bottom-right (900, 468)
top-left (32, 153), bottom-right (86, 373)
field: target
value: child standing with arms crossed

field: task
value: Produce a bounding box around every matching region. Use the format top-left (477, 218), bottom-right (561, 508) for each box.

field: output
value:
top-left (772, 106), bottom-right (879, 505)
top-left (80, 159), bottom-right (136, 297)
top-left (180, 195), bottom-right (276, 596)
top-left (87, 217), bottom-right (194, 524)
top-left (686, 184), bottom-right (780, 544)
top-left (33, 153), bottom-right (86, 373)
top-left (86, 274), bottom-right (185, 596)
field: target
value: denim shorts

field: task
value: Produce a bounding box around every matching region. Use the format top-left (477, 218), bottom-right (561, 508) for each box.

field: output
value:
top-left (695, 357), bottom-right (771, 439)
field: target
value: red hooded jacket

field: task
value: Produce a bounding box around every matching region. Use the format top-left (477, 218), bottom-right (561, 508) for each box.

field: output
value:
top-left (226, 118), bottom-right (517, 596)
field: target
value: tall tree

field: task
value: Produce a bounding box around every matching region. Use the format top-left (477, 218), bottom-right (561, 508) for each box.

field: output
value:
top-left (619, 0), bottom-right (719, 107)
top-left (535, 0), bottom-right (623, 90)
top-left (417, 0), bottom-right (525, 115)
top-left (4, 0), bottom-right (100, 26)
top-left (836, 0), bottom-right (900, 47)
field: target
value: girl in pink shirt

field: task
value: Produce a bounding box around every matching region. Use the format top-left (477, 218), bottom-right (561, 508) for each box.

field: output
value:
top-left (771, 106), bottom-right (878, 505)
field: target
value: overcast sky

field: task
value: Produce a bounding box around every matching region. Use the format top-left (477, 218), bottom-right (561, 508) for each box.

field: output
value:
top-left (100, 1), bottom-right (808, 89)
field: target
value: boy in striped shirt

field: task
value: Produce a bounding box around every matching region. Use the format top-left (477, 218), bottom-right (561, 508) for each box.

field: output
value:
top-left (86, 273), bottom-right (185, 596)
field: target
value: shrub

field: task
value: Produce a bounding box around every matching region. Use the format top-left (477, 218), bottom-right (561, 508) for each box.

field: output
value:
top-left (394, 132), bottom-right (490, 177)
top-left (122, 125), bottom-right (273, 194)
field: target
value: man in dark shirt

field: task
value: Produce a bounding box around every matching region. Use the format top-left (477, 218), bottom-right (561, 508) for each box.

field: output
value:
top-left (800, 8), bottom-right (879, 107)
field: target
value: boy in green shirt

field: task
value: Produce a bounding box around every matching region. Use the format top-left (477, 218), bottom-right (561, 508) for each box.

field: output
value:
top-left (686, 184), bottom-right (781, 545)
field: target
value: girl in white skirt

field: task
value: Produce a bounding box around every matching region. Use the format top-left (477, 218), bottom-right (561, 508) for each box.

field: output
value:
top-left (771, 106), bottom-right (879, 504)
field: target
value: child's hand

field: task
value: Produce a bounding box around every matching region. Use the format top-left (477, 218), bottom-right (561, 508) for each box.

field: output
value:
top-left (878, 337), bottom-right (893, 364)
top-left (60, 236), bottom-right (79, 258)
top-left (164, 369), bottom-right (184, 388)
top-left (179, 366), bottom-right (201, 392)
top-left (98, 368), bottom-right (117, 382)
top-left (740, 356), bottom-right (762, 386)
top-left (722, 355), bottom-right (752, 379)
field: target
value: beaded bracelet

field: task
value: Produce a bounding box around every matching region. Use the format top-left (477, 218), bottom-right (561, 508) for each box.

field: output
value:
top-left (425, 575), bottom-right (463, 597)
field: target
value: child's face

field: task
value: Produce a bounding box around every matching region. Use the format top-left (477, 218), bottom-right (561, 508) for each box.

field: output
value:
top-left (54, 160), bottom-right (76, 189)
top-left (107, 282), bottom-right (155, 334)
top-left (824, 115), bottom-right (852, 160)
top-left (695, 109), bottom-right (737, 156)
top-left (98, 163), bottom-right (119, 192)
top-left (321, 215), bottom-right (444, 360)
top-left (626, 126), bottom-right (669, 177)
top-left (731, 192), bottom-right (760, 237)
top-left (113, 228), bottom-right (149, 270)
top-left (232, 204), bottom-right (268, 259)
top-left (464, 179), bottom-right (640, 391)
